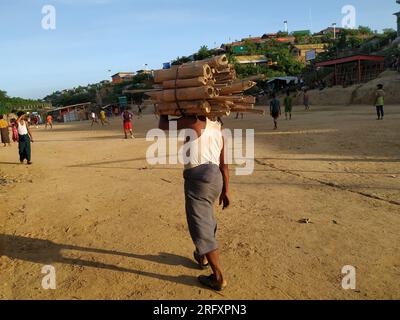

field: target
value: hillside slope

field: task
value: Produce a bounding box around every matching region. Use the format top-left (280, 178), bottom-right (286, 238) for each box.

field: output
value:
top-left (293, 71), bottom-right (400, 106)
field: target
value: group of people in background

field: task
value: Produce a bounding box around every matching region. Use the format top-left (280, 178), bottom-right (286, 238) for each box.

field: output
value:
top-left (0, 106), bottom-right (139, 165)
top-left (1, 84), bottom-right (386, 166)
top-left (0, 112), bottom-right (34, 164)
top-left (90, 109), bottom-right (111, 127)
top-left (268, 84), bottom-right (385, 130)
top-left (268, 89), bottom-right (307, 130)
top-left (90, 108), bottom-right (135, 139)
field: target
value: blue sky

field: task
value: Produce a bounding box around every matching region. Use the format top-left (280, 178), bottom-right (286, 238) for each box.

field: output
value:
top-left (0, 0), bottom-right (398, 99)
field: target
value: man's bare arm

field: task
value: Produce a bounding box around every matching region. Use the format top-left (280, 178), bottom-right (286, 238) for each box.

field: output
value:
top-left (219, 138), bottom-right (230, 210)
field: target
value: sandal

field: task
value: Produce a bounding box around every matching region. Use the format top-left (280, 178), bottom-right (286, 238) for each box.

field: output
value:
top-left (198, 274), bottom-right (227, 292)
top-left (193, 251), bottom-right (209, 270)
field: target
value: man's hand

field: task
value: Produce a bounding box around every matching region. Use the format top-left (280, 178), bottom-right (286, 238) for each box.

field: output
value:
top-left (219, 192), bottom-right (230, 210)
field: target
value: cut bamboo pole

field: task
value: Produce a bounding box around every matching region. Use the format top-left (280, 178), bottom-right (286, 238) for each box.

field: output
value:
top-left (157, 106), bottom-right (210, 116)
top-left (162, 77), bottom-right (209, 89)
top-left (147, 86), bottom-right (217, 102)
top-left (210, 95), bottom-right (256, 104)
top-left (196, 110), bottom-right (231, 117)
top-left (215, 73), bottom-right (236, 82)
top-left (185, 55), bottom-right (229, 69)
top-left (219, 81), bottom-right (257, 95)
top-left (154, 64), bottom-right (213, 83)
top-left (146, 55), bottom-right (263, 117)
top-left (156, 100), bottom-right (211, 112)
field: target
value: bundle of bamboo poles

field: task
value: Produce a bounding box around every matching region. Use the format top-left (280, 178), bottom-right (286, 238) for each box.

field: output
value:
top-left (146, 54), bottom-right (265, 117)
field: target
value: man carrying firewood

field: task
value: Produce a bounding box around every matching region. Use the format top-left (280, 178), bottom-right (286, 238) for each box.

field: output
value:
top-left (159, 115), bottom-right (230, 291)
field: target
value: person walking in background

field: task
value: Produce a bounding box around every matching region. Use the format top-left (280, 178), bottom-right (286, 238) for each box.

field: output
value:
top-left (375, 84), bottom-right (385, 120)
top-left (90, 111), bottom-right (99, 127)
top-left (45, 114), bottom-right (53, 129)
top-left (0, 115), bottom-right (11, 147)
top-left (122, 109), bottom-right (134, 139)
top-left (33, 115), bottom-right (39, 129)
top-left (10, 119), bottom-right (19, 143)
top-left (16, 111), bottom-right (34, 165)
top-left (270, 93), bottom-right (281, 130)
top-left (100, 109), bottom-right (110, 126)
top-left (303, 89), bottom-right (310, 111)
top-left (106, 109), bottom-right (112, 120)
top-left (235, 112), bottom-right (244, 120)
top-left (137, 105), bottom-right (143, 119)
top-left (284, 90), bottom-right (293, 120)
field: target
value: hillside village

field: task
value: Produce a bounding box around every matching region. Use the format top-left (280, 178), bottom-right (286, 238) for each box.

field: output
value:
top-left (1, 23), bottom-right (399, 117)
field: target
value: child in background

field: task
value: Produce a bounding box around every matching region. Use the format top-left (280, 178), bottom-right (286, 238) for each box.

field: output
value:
top-left (10, 119), bottom-right (19, 142)
top-left (375, 84), bottom-right (385, 120)
top-left (284, 90), bottom-right (293, 120)
top-left (303, 89), bottom-right (310, 111)
top-left (45, 114), bottom-right (53, 129)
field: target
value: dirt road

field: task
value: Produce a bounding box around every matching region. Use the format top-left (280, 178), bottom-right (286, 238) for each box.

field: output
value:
top-left (1, 104), bottom-right (399, 299)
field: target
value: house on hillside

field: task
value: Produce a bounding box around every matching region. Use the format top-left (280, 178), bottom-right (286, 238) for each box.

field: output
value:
top-left (15, 103), bottom-right (52, 112)
top-left (315, 27), bottom-right (344, 36)
top-left (275, 36), bottom-right (296, 44)
top-left (221, 38), bottom-right (260, 53)
top-left (222, 33), bottom-right (297, 53)
top-left (240, 37), bottom-right (266, 44)
top-left (136, 69), bottom-right (153, 75)
top-left (261, 33), bottom-right (278, 39)
top-left (261, 33), bottom-right (296, 44)
top-left (111, 72), bottom-right (135, 84)
top-left (292, 43), bottom-right (328, 63)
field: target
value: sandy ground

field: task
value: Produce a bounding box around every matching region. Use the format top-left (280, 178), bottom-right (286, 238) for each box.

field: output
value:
top-left (1, 104), bottom-right (399, 300)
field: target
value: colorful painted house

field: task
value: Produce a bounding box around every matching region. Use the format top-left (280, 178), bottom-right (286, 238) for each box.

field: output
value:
top-left (111, 72), bottom-right (135, 85)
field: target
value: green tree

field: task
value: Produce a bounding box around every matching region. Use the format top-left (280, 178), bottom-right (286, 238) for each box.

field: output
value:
top-left (357, 26), bottom-right (374, 35)
top-left (242, 40), bottom-right (258, 55)
top-left (171, 56), bottom-right (192, 66)
top-left (0, 90), bottom-right (8, 100)
top-left (193, 45), bottom-right (213, 60)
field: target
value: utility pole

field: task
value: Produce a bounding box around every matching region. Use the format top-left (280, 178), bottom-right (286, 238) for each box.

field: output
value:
top-left (332, 22), bottom-right (337, 40)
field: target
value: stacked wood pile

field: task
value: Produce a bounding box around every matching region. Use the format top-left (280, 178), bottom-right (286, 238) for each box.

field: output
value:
top-left (146, 55), bottom-right (264, 117)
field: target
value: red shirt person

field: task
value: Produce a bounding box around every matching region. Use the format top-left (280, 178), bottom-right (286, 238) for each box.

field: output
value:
top-left (122, 109), bottom-right (134, 139)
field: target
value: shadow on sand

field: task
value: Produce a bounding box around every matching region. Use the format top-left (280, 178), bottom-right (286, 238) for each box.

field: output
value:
top-left (0, 234), bottom-right (205, 290)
